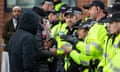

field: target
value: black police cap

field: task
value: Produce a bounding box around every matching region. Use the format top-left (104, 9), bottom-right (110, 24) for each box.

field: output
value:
top-left (83, 0), bottom-right (105, 10)
top-left (105, 12), bottom-right (120, 23)
top-left (72, 7), bottom-right (82, 15)
top-left (104, 2), bottom-right (120, 13)
top-left (59, 4), bottom-right (69, 13)
top-left (74, 22), bottom-right (91, 31)
top-left (64, 7), bottom-right (77, 17)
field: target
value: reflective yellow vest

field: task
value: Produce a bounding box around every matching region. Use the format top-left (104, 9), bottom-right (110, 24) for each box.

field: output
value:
top-left (70, 41), bottom-right (93, 65)
top-left (98, 36), bottom-right (113, 68)
top-left (69, 22), bottom-right (107, 72)
top-left (85, 23), bottom-right (107, 59)
top-left (55, 23), bottom-right (77, 71)
top-left (54, 2), bottom-right (65, 11)
top-left (103, 34), bottom-right (120, 72)
top-left (51, 22), bottom-right (67, 55)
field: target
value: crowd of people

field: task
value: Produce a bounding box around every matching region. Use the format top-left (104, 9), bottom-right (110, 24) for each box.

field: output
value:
top-left (1, 0), bottom-right (120, 72)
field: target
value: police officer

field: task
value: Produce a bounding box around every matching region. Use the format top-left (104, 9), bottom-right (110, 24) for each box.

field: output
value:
top-left (81, 0), bottom-right (108, 71)
top-left (62, 22), bottom-right (91, 72)
top-left (59, 8), bottom-right (78, 48)
top-left (50, 4), bottom-right (69, 39)
top-left (54, 8), bottom-right (82, 72)
top-left (98, 2), bottom-right (120, 71)
top-left (56, 8), bottom-right (77, 72)
top-left (102, 12), bottom-right (120, 72)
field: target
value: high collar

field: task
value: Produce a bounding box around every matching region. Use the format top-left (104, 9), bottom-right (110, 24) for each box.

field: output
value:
top-left (98, 15), bottom-right (107, 23)
top-left (66, 25), bottom-right (77, 35)
top-left (75, 19), bottom-right (82, 26)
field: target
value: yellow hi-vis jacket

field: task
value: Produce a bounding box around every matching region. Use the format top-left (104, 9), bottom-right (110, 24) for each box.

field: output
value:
top-left (54, 2), bottom-right (65, 11)
top-left (103, 34), bottom-right (120, 72)
top-left (85, 22), bottom-right (107, 59)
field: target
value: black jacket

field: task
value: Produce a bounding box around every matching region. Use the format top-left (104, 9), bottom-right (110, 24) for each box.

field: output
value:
top-left (2, 18), bottom-right (19, 51)
top-left (9, 11), bottom-right (40, 72)
top-left (35, 25), bottom-right (53, 59)
top-left (33, 6), bottom-right (48, 18)
top-left (35, 19), bottom-right (54, 72)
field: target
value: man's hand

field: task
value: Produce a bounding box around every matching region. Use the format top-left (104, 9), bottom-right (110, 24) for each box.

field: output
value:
top-left (49, 48), bottom-right (56, 55)
top-left (62, 44), bottom-right (72, 55)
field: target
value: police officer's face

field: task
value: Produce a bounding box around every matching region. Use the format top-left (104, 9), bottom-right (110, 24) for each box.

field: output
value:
top-left (88, 6), bottom-right (99, 20)
top-left (65, 15), bottom-right (74, 26)
top-left (76, 13), bottom-right (82, 21)
top-left (73, 13), bottom-right (82, 23)
top-left (48, 13), bottom-right (58, 22)
top-left (60, 13), bottom-right (65, 21)
top-left (108, 22), bottom-right (119, 34)
top-left (77, 28), bottom-right (88, 39)
top-left (72, 15), bottom-right (78, 24)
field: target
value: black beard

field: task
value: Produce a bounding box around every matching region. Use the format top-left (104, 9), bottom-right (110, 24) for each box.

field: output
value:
top-left (13, 16), bottom-right (19, 20)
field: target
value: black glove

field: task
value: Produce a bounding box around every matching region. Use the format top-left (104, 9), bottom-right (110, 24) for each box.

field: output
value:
top-left (60, 35), bottom-right (78, 45)
top-left (98, 66), bottom-right (103, 72)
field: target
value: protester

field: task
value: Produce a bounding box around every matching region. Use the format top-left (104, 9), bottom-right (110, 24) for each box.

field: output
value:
top-left (9, 10), bottom-right (40, 72)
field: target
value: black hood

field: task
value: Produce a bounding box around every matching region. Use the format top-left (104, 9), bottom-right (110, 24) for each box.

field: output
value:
top-left (19, 10), bottom-right (40, 35)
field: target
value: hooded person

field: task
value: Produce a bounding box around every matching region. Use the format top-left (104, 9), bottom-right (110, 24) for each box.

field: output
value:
top-left (8, 10), bottom-right (40, 72)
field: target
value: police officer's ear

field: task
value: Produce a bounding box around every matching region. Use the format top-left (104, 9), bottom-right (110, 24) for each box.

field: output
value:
top-left (63, 14), bottom-right (66, 19)
top-left (96, 6), bottom-right (101, 11)
top-left (96, 6), bottom-right (102, 13)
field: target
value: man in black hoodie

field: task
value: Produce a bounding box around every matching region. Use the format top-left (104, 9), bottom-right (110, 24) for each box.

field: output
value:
top-left (9, 10), bottom-right (40, 72)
